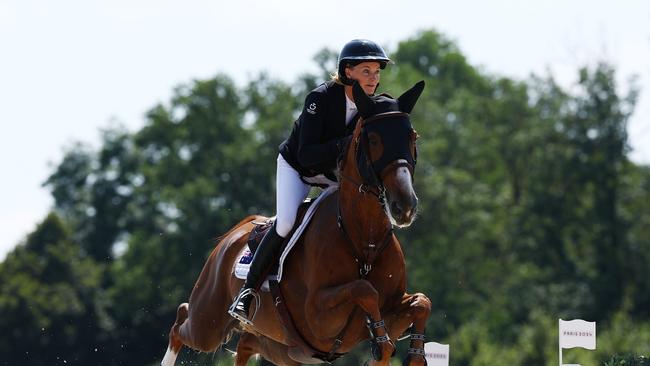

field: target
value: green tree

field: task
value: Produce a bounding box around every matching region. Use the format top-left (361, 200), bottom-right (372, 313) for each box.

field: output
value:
top-left (0, 213), bottom-right (113, 365)
top-left (44, 127), bottom-right (139, 262)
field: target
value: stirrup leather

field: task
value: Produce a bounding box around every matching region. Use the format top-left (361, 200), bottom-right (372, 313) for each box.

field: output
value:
top-left (228, 288), bottom-right (261, 326)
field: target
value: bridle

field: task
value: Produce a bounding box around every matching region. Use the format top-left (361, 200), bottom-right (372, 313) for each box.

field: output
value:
top-left (336, 111), bottom-right (418, 277)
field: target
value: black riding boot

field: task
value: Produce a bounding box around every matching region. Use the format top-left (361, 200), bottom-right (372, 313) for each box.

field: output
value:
top-left (228, 223), bottom-right (285, 325)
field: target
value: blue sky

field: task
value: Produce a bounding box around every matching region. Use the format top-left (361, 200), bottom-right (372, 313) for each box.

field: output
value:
top-left (1, 0), bottom-right (649, 260)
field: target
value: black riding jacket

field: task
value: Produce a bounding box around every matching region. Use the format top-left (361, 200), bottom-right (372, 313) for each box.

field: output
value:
top-left (279, 81), bottom-right (357, 183)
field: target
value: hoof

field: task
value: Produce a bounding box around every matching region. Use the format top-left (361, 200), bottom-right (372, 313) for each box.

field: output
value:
top-left (369, 339), bottom-right (382, 361)
top-left (369, 338), bottom-right (395, 362)
top-left (403, 354), bottom-right (428, 366)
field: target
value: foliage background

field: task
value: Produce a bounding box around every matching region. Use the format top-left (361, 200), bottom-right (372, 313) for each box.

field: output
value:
top-left (1, 30), bottom-right (648, 365)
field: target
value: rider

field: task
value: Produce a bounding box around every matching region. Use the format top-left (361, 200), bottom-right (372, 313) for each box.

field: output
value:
top-left (229, 39), bottom-right (392, 324)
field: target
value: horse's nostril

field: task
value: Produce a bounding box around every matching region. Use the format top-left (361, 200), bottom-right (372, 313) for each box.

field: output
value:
top-left (391, 201), bottom-right (402, 216)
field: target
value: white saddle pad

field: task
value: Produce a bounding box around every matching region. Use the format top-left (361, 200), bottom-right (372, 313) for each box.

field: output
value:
top-left (233, 185), bottom-right (337, 290)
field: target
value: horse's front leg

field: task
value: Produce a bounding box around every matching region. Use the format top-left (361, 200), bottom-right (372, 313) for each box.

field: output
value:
top-left (382, 292), bottom-right (432, 366)
top-left (307, 279), bottom-right (395, 365)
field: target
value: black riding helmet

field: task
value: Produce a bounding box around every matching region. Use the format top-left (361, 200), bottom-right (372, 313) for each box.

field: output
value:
top-left (337, 39), bottom-right (392, 85)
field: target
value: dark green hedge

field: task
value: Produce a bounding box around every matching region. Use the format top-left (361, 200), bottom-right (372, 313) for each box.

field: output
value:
top-left (605, 354), bottom-right (650, 366)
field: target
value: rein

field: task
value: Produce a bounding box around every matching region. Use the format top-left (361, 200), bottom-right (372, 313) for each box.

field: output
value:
top-left (336, 149), bottom-right (394, 278)
top-left (336, 170), bottom-right (394, 278)
top-left (336, 198), bottom-right (394, 278)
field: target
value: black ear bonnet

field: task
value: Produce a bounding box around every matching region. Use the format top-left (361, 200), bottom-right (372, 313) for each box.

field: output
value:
top-left (355, 112), bottom-right (418, 186)
top-left (348, 80), bottom-right (424, 187)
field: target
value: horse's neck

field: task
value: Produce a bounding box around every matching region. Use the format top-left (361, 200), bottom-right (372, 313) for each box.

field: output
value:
top-left (338, 182), bottom-right (391, 246)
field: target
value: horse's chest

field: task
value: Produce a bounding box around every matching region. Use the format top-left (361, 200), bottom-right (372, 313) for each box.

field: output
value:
top-left (312, 247), bottom-right (402, 291)
top-left (367, 270), bottom-right (403, 300)
top-left (317, 261), bottom-right (402, 299)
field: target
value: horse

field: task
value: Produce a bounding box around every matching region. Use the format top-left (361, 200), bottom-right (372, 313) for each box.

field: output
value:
top-left (161, 80), bottom-right (432, 366)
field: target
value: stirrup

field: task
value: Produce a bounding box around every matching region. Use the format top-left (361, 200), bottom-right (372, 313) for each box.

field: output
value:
top-left (228, 288), bottom-right (261, 326)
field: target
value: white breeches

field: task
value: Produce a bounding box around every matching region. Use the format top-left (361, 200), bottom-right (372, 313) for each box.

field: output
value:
top-left (275, 154), bottom-right (337, 237)
top-left (275, 155), bottom-right (312, 237)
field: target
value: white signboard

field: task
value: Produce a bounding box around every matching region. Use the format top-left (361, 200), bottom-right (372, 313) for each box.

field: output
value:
top-left (559, 319), bottom-right (596, 350)
top-left (424, 342), bottom-right (449, 366)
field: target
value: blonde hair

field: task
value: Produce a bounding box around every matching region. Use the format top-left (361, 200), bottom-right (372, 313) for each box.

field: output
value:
top-left (331, 60), bottom-right (358, 85)
top-left (330, 69), bottom-right (345, 85)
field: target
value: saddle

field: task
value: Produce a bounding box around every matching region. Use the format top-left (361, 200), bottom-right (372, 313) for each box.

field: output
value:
top-left (245, 198), bottom-right (314, 275)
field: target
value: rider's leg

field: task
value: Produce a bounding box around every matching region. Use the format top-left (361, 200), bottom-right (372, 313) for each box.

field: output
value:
top-left (229, 155), bottom-right (310, 324)
top-left (274, 155), bottom-right (312, 238)
top-left (228, 222), bottom-right (284, 324)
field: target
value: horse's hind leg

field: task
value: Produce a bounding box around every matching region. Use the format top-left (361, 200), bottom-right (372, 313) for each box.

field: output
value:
top-left (161, 303), bottom-right (189, 366)
top-left (161, 293), bottom-right (237, 364)
top-left (160, 246), bottom-right (237, 364)
top-left (160, 217), bottom-right (257, 365)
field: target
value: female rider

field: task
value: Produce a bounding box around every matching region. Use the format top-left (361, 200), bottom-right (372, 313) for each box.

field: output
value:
top-left (229, 39), bottom-right (392, 325)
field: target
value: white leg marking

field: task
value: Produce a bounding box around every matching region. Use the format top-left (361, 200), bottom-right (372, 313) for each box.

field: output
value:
top-left (161, 346), bottom-right (178, 366)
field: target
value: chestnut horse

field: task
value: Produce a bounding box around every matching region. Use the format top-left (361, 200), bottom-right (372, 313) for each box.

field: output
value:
top-left (161, 81), bottom-right (432, 366)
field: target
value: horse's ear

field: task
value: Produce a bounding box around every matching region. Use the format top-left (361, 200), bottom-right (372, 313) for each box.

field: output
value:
top-left (352, 81), bottom-right (375, 118)
top-left (397, 80), bottom-right (425, 114)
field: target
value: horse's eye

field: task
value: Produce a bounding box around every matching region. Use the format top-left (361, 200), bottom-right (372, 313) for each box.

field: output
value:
top-left (368, 134), bottom-right (380, 146)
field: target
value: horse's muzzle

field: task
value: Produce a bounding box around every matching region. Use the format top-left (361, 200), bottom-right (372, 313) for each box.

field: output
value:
top-left (384, 162), bottom-right (418, 227)
top-left (389, 194), bottom-right (418, 227)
